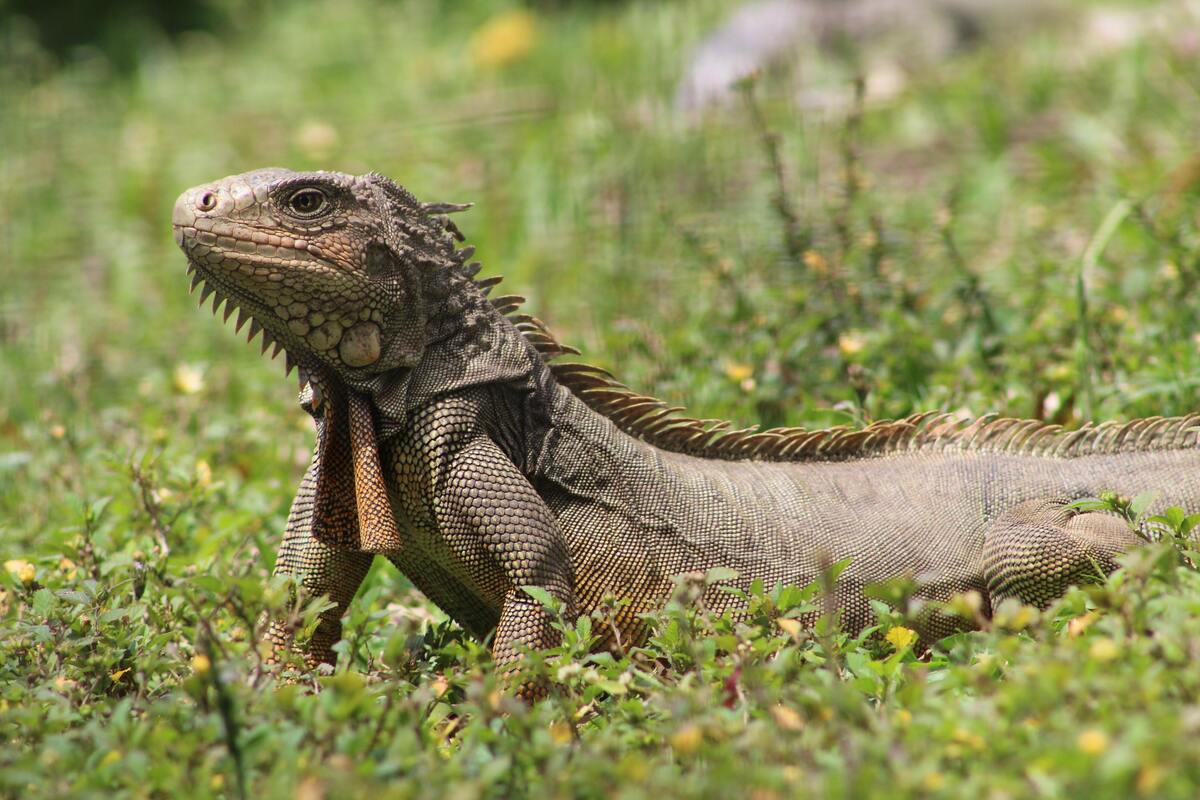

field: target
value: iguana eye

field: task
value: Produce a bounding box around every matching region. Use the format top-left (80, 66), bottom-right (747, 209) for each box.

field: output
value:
top-left (287, 188), bottom-right (328, 217)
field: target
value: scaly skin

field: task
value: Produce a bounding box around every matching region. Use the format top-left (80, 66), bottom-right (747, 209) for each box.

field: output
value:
top-left (172, 168), bottom-right (1200, 687)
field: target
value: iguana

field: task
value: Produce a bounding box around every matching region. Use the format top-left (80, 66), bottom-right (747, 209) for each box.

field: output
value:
top-left (172, 168), bottom-right (1200, 681)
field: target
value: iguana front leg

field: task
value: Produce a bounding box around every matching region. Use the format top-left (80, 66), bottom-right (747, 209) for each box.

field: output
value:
top-left (435, 437), bottom-right (577, 680)
top-left (265, 456), bottom-right (375, 668)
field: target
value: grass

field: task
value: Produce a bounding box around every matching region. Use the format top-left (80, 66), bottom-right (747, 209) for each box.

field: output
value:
top-left (3, 0), bottom-right (1200, 796)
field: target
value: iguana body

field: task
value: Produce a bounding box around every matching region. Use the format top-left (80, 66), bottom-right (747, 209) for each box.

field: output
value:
top-left (172, 168), bottom-right (1200, 676)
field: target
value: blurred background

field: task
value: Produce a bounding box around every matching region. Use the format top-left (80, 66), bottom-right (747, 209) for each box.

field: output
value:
top-left (2, 0), bottom-right (1200, 545)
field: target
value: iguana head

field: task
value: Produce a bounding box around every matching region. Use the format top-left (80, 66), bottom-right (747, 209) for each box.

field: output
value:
top-left (172, 168), bottom-right (465, 380)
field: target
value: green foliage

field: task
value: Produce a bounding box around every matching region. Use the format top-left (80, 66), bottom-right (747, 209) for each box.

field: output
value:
top-left (3, 0), bottom-right (1200, 796)
top-left (7, 526), bottom-right (1200, 798)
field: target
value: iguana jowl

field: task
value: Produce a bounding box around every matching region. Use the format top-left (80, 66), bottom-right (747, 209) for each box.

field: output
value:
top-left (172, 168), bottom-right (1200, 676)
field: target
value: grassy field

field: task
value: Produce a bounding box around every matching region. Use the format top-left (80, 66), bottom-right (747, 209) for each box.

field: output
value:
top-left (4, 0), bottom-right (1200, 796)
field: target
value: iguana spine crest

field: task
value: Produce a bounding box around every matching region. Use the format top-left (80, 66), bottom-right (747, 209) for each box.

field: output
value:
top-left (468, 262), bottom-right (1200, 462)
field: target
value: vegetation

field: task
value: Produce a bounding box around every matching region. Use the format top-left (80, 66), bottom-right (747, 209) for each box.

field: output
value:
top-left (3, 0), bottom-right (1200, 796)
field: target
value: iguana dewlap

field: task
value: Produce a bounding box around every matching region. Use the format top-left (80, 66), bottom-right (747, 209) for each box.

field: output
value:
top-left (172, 168), bottom-right (1200, 679)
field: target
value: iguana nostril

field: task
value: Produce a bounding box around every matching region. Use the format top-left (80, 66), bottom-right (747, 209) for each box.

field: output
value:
top-left (197, 191), bottom-right (217, 212)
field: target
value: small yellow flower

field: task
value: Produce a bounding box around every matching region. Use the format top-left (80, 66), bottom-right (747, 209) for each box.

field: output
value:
top-left (776, 617), bottom-right (802, 637)
top-left (470, 9), bottom-right (538, 69)
top-left (548, 721), bottom-right (574, 745)
top-left (1136, 764), bottom-right (1164, 795)
top-left (723, 362), bottom-right (753, 383)
top-left (992, 600), bottom-right (1037, 631)
top-left (949, 589), bottom-right (984, 618)
top-left (4, 559), bottom-right (35, 585)
top-left (195, 460), bottom-right (212, 488)
top-left (803, 250), bottom-right (829, 275)
top-left (1067, 611), bottom-right (1099, 638)
top-left (838, 331), bottom-right (866, 357)
top-left (885, 626), bottom-right (916, 651)
top-left (669, 724), bottom-right (704, 754)
top-left (100, 751), bottom-right (122, 767)
top-left (191, 654), bottom-right (212, 676)
top-left (770, 704), bottom-right (804, 731)
top-left (172, 363), bottom-right (205, 395)
top-left (58, 557), bottom-right (77, 580)
top-left (953, 727), bottom-right (985, 751)
top-left (209, 774), bottom-right (225, 791)
top-left (49, 424), bottom-right (66, 439)
top-left (1088, 637), bottom-right (1119, 662)
top-left (1077, 728), bottom-right (1109, 756)
top-left (1047, 363), bottom-right (1073, 382)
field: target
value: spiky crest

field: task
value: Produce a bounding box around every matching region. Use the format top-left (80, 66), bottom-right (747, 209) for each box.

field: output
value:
top-left (452, 251), bottom-right (1200, 462)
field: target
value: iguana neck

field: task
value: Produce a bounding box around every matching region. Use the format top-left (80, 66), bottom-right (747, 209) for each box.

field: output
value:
top-left (343, 275), bottom-right (634, 482)
top-left (350, 275), bottom-right (551, 441)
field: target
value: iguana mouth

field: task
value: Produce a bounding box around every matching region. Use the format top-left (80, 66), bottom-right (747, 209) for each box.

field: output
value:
top-left (174, 221), bottom-right (308, 378)
top-left (173, 221), bottom-right (326, 266)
